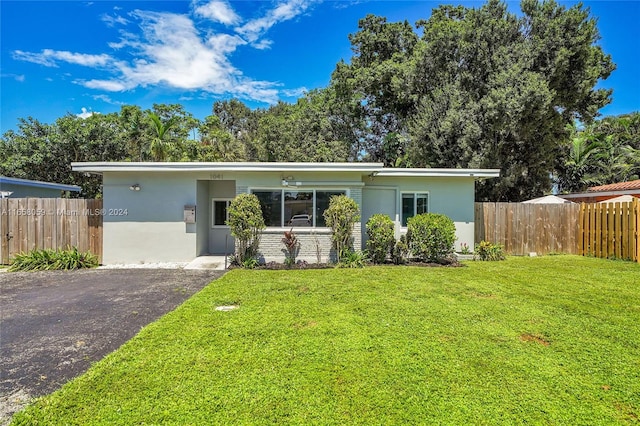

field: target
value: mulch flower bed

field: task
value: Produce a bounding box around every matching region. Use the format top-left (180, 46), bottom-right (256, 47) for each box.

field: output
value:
top-left (235, 258), bottom-right (465, 270)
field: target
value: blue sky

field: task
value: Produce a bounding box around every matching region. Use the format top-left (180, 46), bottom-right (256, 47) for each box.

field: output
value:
top-left (1, 0), bottom-right (638, 133)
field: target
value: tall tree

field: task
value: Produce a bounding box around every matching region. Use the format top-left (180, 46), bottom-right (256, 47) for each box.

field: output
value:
top-left (331, 15), bottom-right (418, 165)
top-left (0, 114), bottom-right (128, 197)
top-left (198, 115), bottom-right (246, 161)
top-left (213, 99), bottom-right (261, 160)
top-left (254, 90), bottom-right (352, 162)
top-left (119, 105), bottom-right (149, 161)
top-left (330, 0), bottom-right (615, 200)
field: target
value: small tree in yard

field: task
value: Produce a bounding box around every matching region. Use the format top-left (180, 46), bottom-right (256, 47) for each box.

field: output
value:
top-left (406, 213), bottom-right (456, 263)
top-left (323, 195), bottom-right (360, 261)
top-left (366, 214), bottom-right (395, 264)
top-left (227, 193), bottom-right (265, 265)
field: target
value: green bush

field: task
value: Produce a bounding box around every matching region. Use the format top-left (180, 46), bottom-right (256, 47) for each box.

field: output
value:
top-left (336, 249), bottom-right (367, 268)
top-left (392, 235), bottom-right (410, 265)
top-left (366, 214), bottom-right (395, 264)
top-left (323, 195), bottom-right (360, 261)
top-left (474, 241), bottom-right (506, 261)
top-left (227, 193), bottom-right (265, 265)
top-left (406, 213), bottom-right (456, 263)
top-left (8, 247), bottom-right (99, 272)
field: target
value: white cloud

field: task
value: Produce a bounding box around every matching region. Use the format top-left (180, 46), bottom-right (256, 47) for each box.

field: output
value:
top-left (193, 0), bottom-right (241, 25)
top-left (13, 49), bottom-right (112, 68)
top-left (12, 1), bottom-right (318, 104)
top-left (81, 79), bottom-right (128, 91)
top-left (252, 39), bottom-right (273, 50)
top-left (101, 13), bottom-right (129, 27)
top-left (282, 87), bottom-right (307, 98)
top-left (92, 94), bottom-right (124, 105)
top-left (235, 0), bottom-right (314, 42)
top-left (1, 73), bottom-right (25, 82)
top-left (76, 107), bottom-right (95, 119)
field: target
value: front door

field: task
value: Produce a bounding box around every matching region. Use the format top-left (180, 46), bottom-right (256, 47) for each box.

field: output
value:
top-left (210, 199), bottom-right (234, 255)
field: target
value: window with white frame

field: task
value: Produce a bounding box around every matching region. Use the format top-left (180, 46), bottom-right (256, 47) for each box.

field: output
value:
top-left (401, 193), bottom-right (429, 226)
top-left (252, 189), bottom-right (346, 227)
top-left (212, 199), bottom-right (232, 227)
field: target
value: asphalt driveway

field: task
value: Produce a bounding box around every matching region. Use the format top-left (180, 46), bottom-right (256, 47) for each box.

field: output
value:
top-left (0, 268), bottom-right (225, 422)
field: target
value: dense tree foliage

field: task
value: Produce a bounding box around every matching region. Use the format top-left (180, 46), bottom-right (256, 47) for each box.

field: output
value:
top-left (331, 0), bottom-right (615, 200)
top-left (1, 0), bottom-right (635, 201)
top-left (556, 113), bottom-right (640, 193)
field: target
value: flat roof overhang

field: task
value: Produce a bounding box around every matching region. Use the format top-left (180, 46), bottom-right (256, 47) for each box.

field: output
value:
top-left (374, 168), bottom-right (500, 178)
top-left (72, 162), bottom-right (384, 174)
top-left (72, 162), bottom-right (500, 179)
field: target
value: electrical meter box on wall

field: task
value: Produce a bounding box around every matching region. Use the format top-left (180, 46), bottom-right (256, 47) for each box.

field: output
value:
top-left (184, 205), bottom-right (196, 224)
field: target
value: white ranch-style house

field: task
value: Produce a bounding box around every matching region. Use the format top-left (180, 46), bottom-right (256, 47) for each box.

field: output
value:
top-left (71, 162), bottom-right (499, 264)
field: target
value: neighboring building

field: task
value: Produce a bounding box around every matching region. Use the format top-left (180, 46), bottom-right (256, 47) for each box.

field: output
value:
top-left (71, 162), bottom-right (500, 264)
top-left (560, 179), bottom-right (640, 203)
top-left (0, 176), bottom-right (81, 198)
top-left (522, 195), bottom-right (575, 204)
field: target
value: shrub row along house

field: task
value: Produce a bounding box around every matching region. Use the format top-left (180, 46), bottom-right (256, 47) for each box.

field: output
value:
top-left (71, 162), bottom-right (499, 264)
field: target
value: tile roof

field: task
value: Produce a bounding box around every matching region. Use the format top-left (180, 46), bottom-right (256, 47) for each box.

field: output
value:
top-left (588, 179), bottom-right (640, 192)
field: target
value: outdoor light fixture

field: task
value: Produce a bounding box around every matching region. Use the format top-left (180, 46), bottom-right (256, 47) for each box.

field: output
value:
top-left (129, 184), bottom-right (141, 191)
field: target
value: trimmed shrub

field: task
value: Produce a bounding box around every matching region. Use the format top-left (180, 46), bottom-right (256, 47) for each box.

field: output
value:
top-left (406, 213), bottom-right (456, 263)
top-left (392, 235), bottom-right (410, 265)
top-left (473, 241), bottom-right (506, 261)
top-left (323, 194), bottom-right (360, 261)
top-left (8, 247), bottom-right (98, 272)
top-left (366, 214), bottom-right (395, 264)
top-left (227, 193), bottom-right (265, 265)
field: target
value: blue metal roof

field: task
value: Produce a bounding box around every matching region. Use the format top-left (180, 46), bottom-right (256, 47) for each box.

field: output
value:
top-left (0, 176), bottom-right (82, 192)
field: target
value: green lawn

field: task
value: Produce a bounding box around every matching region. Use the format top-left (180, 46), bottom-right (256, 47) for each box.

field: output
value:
top-left (13, 256), bottom-right (640, 425)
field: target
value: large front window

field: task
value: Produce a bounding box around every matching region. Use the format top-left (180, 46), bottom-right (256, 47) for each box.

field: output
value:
top-left (402, 193), bottom-right (428, 226)
top-left (252, 189), bottom-right (346, 227)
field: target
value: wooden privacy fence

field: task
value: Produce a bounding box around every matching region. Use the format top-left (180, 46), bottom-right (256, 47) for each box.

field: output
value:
top-left (475, 203), bottom-right (581, 255)
top-left (0, 198), bottom-right (103, 264)
top-left (578, 199), bottom-right (640, 262)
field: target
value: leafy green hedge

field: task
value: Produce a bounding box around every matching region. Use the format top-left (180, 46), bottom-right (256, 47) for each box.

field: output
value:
top-left (8, 247), bottom-right (99, 272)
top-left (366, 214), bottom-right (395, 264)
top-left (406, 213), bottom-right (456, 263)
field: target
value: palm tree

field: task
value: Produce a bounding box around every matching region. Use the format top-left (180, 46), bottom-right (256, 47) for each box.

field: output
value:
top-left (558, 134), bottom-right (602, 192)
top-left (148, 112), bottom-right (177, 161)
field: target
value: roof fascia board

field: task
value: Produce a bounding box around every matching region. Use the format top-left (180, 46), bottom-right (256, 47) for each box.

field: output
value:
top-left (71, 162), bottom-right (384, 174)
top-left (561, 189), bottom-right (640, 199)
top-left (374, 169), bottom-right (500, 178)
top-left (71, 162), bottom-right (501, 179)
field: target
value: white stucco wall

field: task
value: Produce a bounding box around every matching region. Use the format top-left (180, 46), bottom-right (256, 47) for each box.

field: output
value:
top-left (102, 172), bottom-right (198, 264)
top-left (364, 176), bottom-right (476, 252)
top-left (100, 170), bottom-right (479, 264)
